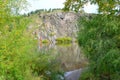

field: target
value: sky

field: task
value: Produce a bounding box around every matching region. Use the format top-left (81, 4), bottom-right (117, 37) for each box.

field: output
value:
top-left (20, 0), bottom-right (98, 14)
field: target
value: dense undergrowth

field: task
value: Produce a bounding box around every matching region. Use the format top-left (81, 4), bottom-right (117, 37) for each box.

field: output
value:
top-left (0, 13), bottom-right (63, 80)
top-left (0, 15), bottom-right (33, 80)
top-left (0, 1), bottom-right (63, 80)
top-left (78, 15), bottom-right (120, 80)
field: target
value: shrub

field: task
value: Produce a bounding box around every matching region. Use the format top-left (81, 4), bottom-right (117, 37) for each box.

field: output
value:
top-left (56, 43), bottom-right (71, 47)
top-left (0, 1), bottom-right (64, 80)
top-left (31, 50), bottom-right (64, 80)
top-left (56, 37), bottom-right (72, 44)
top-left (42, 39), bottom-right (49, 43)
top-left (0, 16), bottom-right (35, 80)
top-left (49, 32), bottom-right (56, 36)
top-left (0, 15), bottom-right (64, 80)
top-left (78, 15), bottom-right (120, 80)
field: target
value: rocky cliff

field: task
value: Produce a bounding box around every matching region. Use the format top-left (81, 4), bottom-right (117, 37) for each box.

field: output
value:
top-left (32, 11), bottom-right (90, 43)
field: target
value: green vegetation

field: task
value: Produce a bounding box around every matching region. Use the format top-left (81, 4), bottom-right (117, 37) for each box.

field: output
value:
top-left (0, 15), bottom-right (33, 80)
top-left (64, 0), bottom-right (120, 14)
top-left (0, 1), bottom-right (32, 79)
top-left (31, 51), bottom-right (64, 80)
top-left (49, 32), bottom-right (56, 36)
top-left (56, 37), bottom-right (72, 44)
top-left (64, 0), bottom-right (120, 80)
top-left (42, 39), bottom-right (49, 44)
top-left (2, 0), bottom-right (120, 80)
top-left (27, 8), bottom-right (62, 16)
top-left (78, 15), bottom-right (120, 80)
top-left (0, 1), bottom-right (63, 80)
top-left (56, 43), bottom-right (72, 47)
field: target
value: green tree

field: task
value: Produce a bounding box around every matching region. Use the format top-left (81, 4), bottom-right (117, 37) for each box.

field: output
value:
top-left (0, 0), bottom-right (28, 27)
top-left (0, 1), bottom-right (63, 80)
top-left (0, 0), bottom-right (34, 80)
top-left (64, 0), bottom-right (120, 14)
top-left (78, 15), bottom-right (120, 80)
top-left (63, 0), bottom-right (120, 80)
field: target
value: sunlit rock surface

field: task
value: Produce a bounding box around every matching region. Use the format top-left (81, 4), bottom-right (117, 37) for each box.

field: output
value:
top-left (33, 12), bottom-right (91, 42)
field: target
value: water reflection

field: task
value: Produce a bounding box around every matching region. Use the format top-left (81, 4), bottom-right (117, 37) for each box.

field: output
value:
top-left (38, 43), bottom-right (88, 71)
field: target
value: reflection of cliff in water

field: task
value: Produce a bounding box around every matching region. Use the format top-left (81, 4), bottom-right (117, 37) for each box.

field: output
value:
top-left (38, 43), bottom-right (88, 71)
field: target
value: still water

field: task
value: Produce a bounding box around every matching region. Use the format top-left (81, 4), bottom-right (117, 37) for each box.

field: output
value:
top-left (38, 43), bottom-right (88, 71)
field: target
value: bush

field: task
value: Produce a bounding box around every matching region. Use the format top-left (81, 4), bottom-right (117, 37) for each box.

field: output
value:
top-left (56, 43), bottom-right (71, 47)
top-left (0, 1), bottom-right (64, 80)
top-left (0, 16), bottom-right (35, 80)
top-left (56, 37), bottom-right (72, 44)
top-left (42, 39), bottom-right (49, 43)
top-left (0, 15), bottom-right (64, 80)
top-left (31, 50), bottom-right (64, 80)
top-left (78, 15), bottom-right (120, 80)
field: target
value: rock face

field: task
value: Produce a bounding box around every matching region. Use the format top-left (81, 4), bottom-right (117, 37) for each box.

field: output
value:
top-left (34, 12), bottom-right (77, 41)
top-left (33, 11), bottom-right (90, 42)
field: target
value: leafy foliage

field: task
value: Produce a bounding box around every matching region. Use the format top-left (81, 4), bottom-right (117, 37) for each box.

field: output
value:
top-left (64, 0), bottom-right (120, 14)
top-left (27, 8), bottom-right (62, 16)
top-left (0, 15), bottom-right (33, 80)
top-left (0, 1), bottom-right (64, 80)
top-left (64, 1), bottom-right (120, 79)
top-left (42, 39), bottom-right (49, 43)
top-left (31, 51), bottom-right (64, 80)
top-left (78, 15), bottom-right (120, 80)
top-left (56, 37), bottom-right (72, 44)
